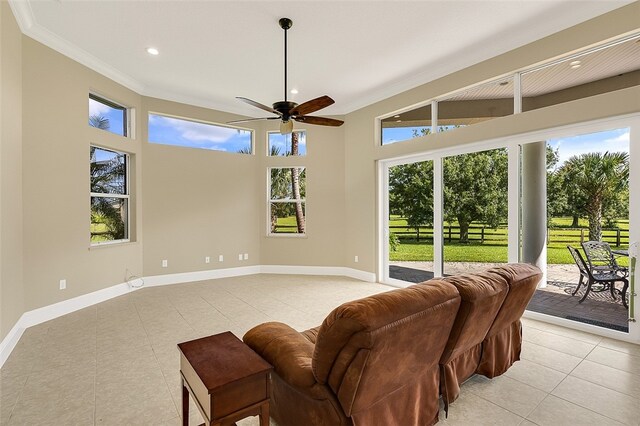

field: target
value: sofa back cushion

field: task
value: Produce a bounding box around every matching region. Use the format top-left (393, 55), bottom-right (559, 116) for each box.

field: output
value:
top-left (312, 281), bottom-right (461, 416)
top-left (484, 264), bottom-right (542, 338)
top-left (438, 270), bottom-right (509, 364)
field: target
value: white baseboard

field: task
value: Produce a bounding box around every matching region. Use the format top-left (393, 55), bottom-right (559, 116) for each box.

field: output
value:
top-left (260, 265), bottom-right (377, 282)
top-left (0, 317), bottom-right (26, 368)
top-left (0, 264), bottom-right (377, 368)
top-left (144, 265), bottom-right (262, 287)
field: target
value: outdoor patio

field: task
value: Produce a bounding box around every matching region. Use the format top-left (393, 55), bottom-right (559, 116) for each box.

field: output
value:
top-left (390, 261), bottom-right (629, 332)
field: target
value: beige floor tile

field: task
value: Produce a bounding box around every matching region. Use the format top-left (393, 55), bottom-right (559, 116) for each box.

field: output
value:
top-left (551, 375), bottom-right (640, 424)
top-left (520, 341), bottom-right (582, 373)
top-left (599, 338), bottom-right (640, 357)
top-left (571, 359), bottom-right (640, 398)
top-left (439, 391), bottom-right (523, 425)
top-left (504, 359), bottom-right (566, 393)
top-left (527, 395), bottom-right (623, 425)
top-left (464, 375), bottom-right (546, 417)
top-left (10, 367), bottom-right (95, 426)
top-left (586, 346), bottom-right (640, 375)
top-left (521, 318), bottom-right (603, 345)
top-left (526, 330), bottom-right (596, 358)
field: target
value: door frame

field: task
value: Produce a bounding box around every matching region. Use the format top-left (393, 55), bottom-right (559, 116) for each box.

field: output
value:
top-left (378, 113), bottom-right (640, 342)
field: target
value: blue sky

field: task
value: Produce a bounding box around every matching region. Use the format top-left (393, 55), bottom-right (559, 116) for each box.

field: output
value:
top-left (382, 126), bottom-right (431, 145)
top-left (548, 127), bottom-right (629, 168)
top-left (89, 98), bottom-right (125, 136)
top-left (268, 131), bottom-right (307, 155)
top-left (148, 114), bottom-right (252, 153)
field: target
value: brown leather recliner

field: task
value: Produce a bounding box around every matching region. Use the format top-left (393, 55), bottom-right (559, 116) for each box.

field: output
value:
top-left (433, 271), bottom-right (509, 410)
top-left (244, 282), bottom-right (461, 426)
top-left (476, 264), bottom-right (542, 377)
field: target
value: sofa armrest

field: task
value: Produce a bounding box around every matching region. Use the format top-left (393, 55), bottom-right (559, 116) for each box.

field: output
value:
top-left (244, 322), bottom-right (317, 389)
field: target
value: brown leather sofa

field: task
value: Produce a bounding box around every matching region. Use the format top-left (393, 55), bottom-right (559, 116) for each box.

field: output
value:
top-left (244, 263), bottom-right (541, 426)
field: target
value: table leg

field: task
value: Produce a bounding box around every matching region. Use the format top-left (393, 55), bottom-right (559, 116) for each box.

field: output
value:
top-left (182, 377), bottom-right (189, 426)
top-left (259, 402), bottom-right (269, 426)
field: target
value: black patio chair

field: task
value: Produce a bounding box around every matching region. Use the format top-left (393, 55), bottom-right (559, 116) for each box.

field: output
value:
top-left (581, 240), bottom-right (629, 277)
top-left (567, 245), bottom-right (628, 308)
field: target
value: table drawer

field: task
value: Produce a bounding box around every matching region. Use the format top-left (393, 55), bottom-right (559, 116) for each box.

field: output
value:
top-left (212, 373), bottom-right (269, 419)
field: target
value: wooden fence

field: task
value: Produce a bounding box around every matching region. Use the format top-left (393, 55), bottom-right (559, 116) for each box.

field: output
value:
top-left (390, 225), bottom-right (629, 246)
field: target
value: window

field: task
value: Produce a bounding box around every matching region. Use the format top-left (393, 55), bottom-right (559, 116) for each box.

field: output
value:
top-left (89, 94), bottom-right (128, 137)
top-left (90, 146), bottom-right (129, 244)
top-left (268, 131), bottom-right (307, 156)
top-left (438, 77), bottom-right (514, 133)
top-left (148, 113), bottom-right (253, 154)
top-left (381, 104), bottom-right (432, 146)
top-left (269, 167), bottom-right (306, 235)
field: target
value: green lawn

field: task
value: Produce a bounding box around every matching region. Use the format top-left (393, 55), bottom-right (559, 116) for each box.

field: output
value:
top-left (389, 216), bottom-right (629, 265)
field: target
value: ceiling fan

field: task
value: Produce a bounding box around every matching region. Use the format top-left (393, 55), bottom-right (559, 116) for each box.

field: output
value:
top-left (228, 18), bottom-right (344, 134)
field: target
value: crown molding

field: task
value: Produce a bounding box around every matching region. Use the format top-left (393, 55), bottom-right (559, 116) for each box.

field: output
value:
top-left (8, 0), bottom-right (145, 94)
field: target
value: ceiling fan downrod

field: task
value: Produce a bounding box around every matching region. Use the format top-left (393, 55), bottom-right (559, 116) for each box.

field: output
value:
top-left (279, 18), bottom-right (292, 104)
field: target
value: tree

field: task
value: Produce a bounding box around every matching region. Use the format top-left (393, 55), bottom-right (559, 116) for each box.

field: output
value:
top-left (559, 152), bottom-right (629, 241)
top-left (89, 114), bottom-right (110, 130)
top-left (389, 161), bottom-right (434, 230)
top-left (443, 149), bottom-right (508, 242)
top-left (290, 132), bottom-right (306, 233)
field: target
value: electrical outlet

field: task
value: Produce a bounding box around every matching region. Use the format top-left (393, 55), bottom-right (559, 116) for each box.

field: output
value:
top-left (355, 255), bottom-right (359, 263)
top-left (238, 254), bottom-right (243, 261)
top-left (244, 253), bottom-right (249, 260)
top-left (218, 255), bottom-right (224, 262)
top-left (205, 256), bottom-right (210, 264)
top-left (162, 259), bottom-right (168, 268)
top-left (59, 279), bottom-right (66, 290)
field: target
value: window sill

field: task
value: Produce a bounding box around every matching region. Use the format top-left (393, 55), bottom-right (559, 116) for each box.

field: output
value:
top-left (267, 233), bottom-right (307, 239)
top-left (89, 240), bottom-right (136, 250)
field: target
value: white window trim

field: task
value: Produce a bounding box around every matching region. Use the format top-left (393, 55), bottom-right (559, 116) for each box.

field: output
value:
top-left (267, 166), bottom-right (307, 237)
top-left (90, 146), bottom-right (131, 246)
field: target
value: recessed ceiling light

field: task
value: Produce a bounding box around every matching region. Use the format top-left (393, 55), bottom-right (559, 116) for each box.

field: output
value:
top-left (394, 115), bottom-right (400, 118)
top-left (570, 60), bottom-right (581, 66)
top-left (146, 47), bottom-right (159, 56)
top-left (571, 64), bottom-right (581, 69)
top-left (290, 89), bottom-right (298, 94)
top-left (396, 119), bottom-right (402, 123)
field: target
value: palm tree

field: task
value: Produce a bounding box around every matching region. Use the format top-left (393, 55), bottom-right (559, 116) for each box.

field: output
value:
top-left (290, 132), bottom-right (305, 233)
top-left (89, 114), bottom-right (110, 130)
top-left (560, 151), bottom-right (629, 241)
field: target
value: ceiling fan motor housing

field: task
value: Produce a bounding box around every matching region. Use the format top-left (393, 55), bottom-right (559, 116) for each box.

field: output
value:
top-left (273, 101), bottom-right (298, 121)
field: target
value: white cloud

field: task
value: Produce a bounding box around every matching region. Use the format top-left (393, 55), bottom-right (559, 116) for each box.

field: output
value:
top-left (158, 116), bottom-right (242, 144)
top-left (89, 98), bottom-right (110, 116)
top-left (550, 129), bottom-right (629, 166)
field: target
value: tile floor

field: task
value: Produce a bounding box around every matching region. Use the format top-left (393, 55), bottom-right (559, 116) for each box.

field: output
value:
top-left (1, 274), bottom-right (640, 425)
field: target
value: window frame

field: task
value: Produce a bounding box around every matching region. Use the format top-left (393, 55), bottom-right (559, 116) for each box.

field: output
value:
top-left (90, 145), bottom-right (131, 246)
top-left (89, 93), bottom-right (129, 138)
top-left (267, 166), bottom-right (307, 237)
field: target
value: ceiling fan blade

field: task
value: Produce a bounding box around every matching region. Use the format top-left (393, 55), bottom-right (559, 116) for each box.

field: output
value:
top-left (290, 95), bottom-right (335, 116)
top-left (236, 97), bottom-right (279, 114)
top-left (227, 117), bottom-right (280, 124)
top-left (294, 115), bottom-right (344, 127)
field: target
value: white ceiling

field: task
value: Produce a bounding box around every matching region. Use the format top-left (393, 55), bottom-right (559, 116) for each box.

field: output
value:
top-left (9, 0), bottom-right (633, 116)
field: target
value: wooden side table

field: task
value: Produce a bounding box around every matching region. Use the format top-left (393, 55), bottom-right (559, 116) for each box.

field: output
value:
top-left (178, 332), bottom-right (272, 426)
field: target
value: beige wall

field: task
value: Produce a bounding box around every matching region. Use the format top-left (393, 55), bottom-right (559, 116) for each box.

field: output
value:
top-left (141, 97), bottom-right (262, 276)
top-left (1, 2), bottom-right (24, 341)
top-left (21, 37), bottom-right (144, 311)
top-left (343, 1), bottom-right (640, 275)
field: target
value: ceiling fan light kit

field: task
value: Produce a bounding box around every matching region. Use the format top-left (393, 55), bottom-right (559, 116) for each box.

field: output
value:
top-left (228, 17), bottom-right (343, 135)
